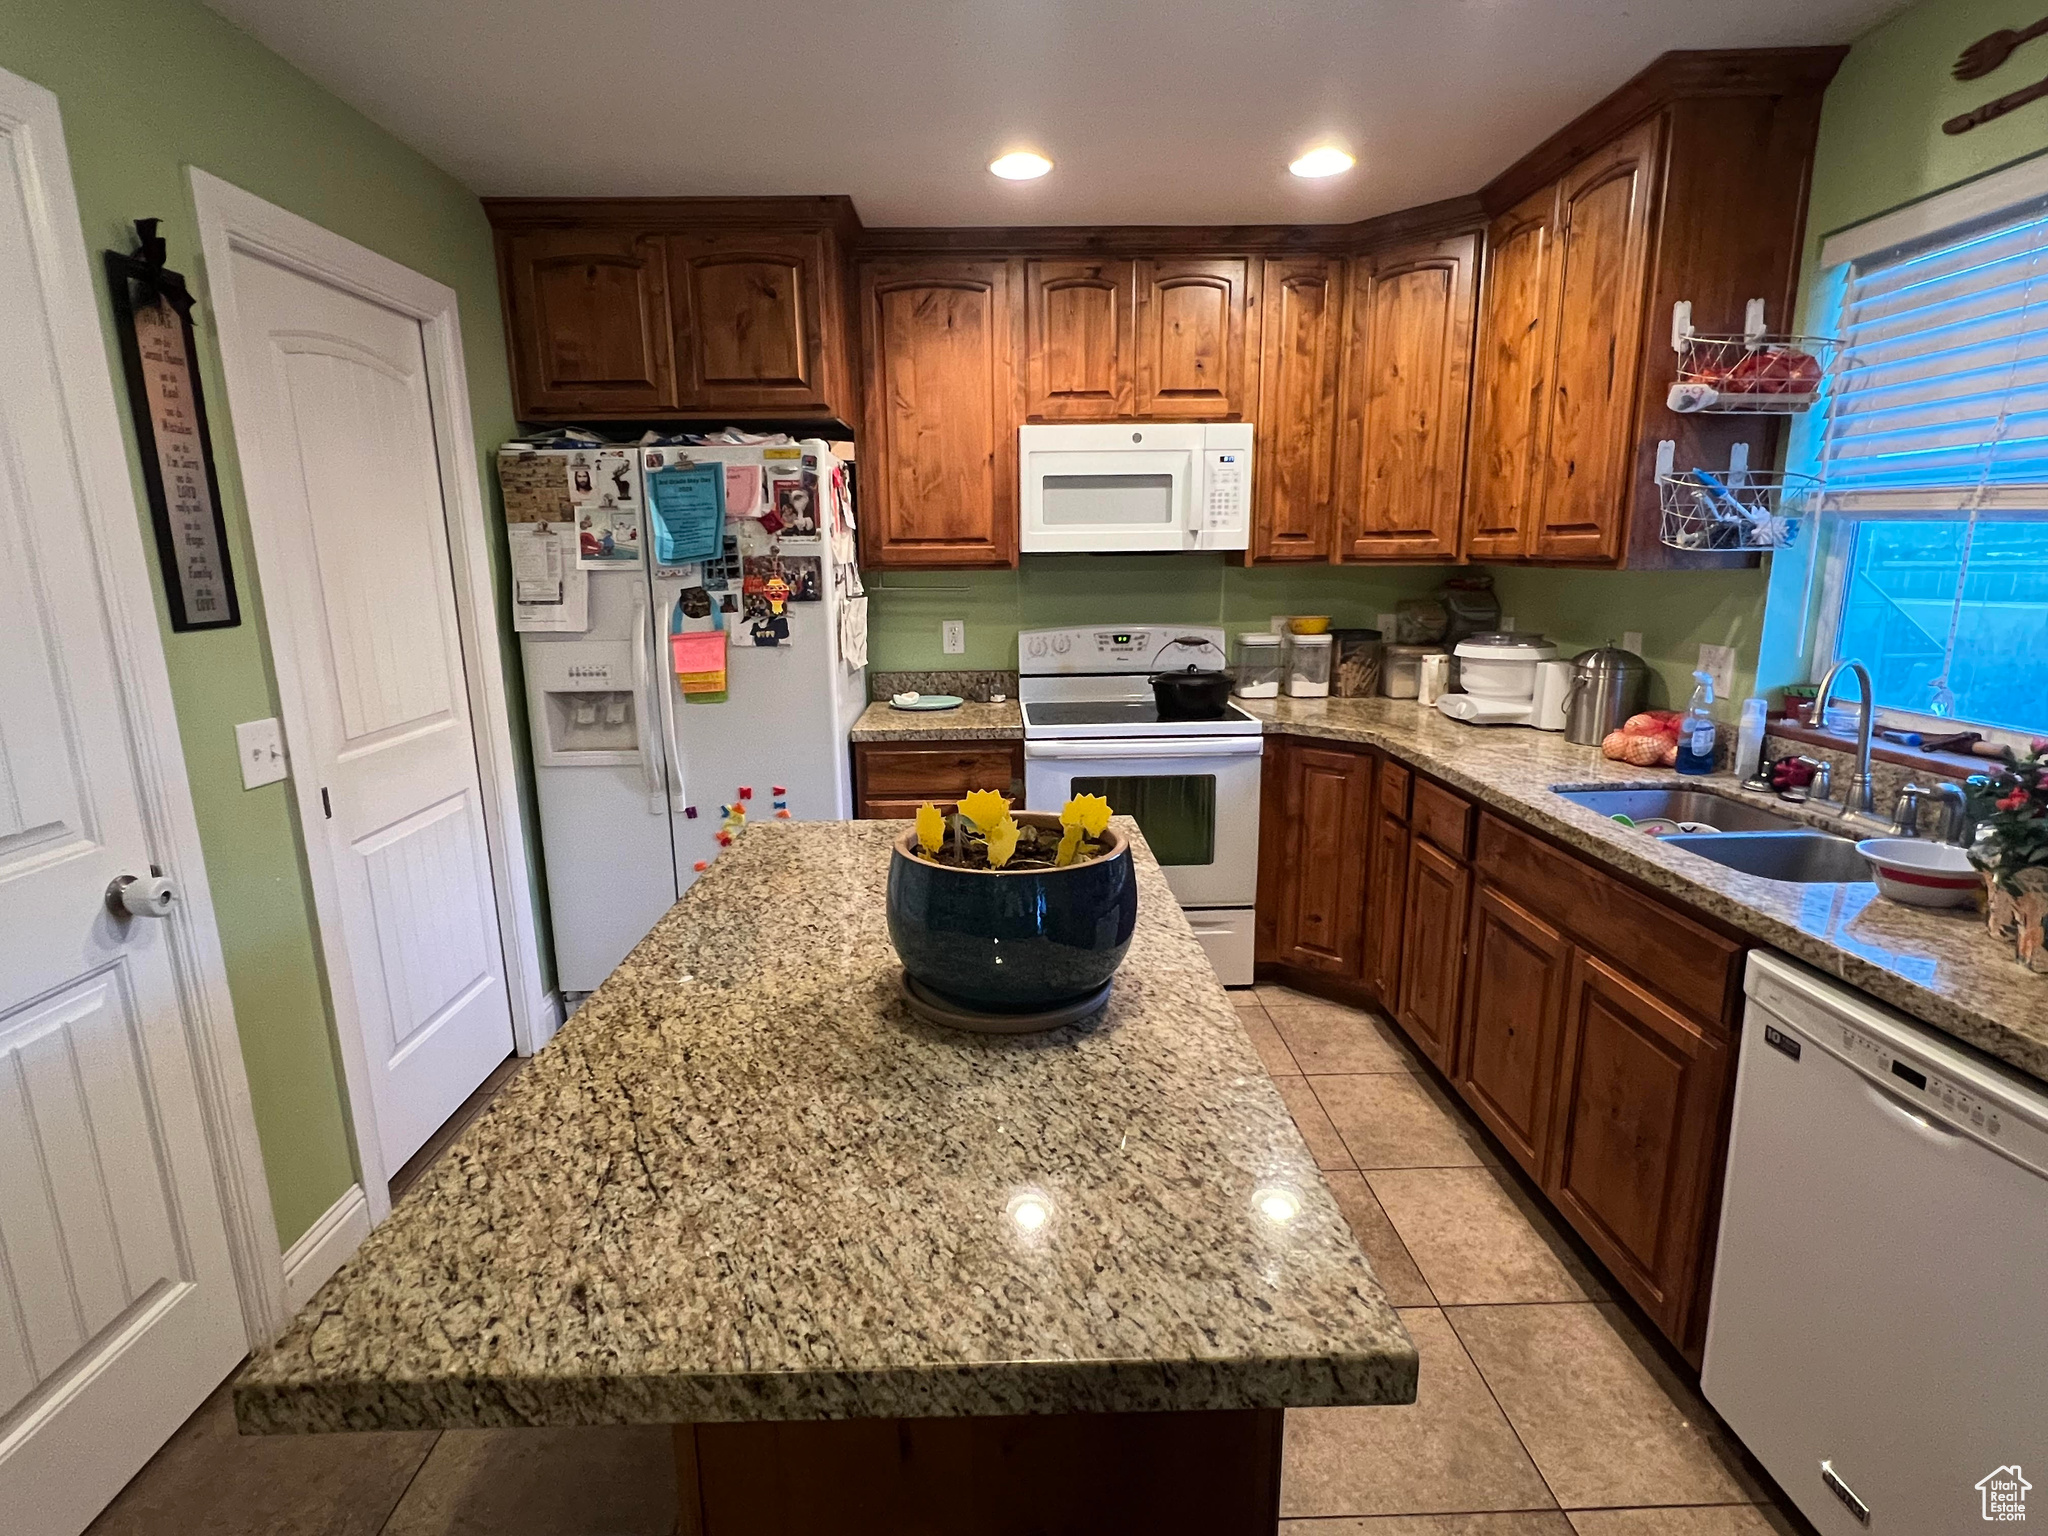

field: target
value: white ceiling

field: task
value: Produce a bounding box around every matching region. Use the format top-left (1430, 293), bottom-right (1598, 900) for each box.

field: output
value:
top-left (203, 0), bottom-right (1903, 227)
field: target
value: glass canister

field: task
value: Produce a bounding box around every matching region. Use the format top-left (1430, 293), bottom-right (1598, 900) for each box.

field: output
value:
top-left (1233, 632), bottom-right (1283, 698)
top-left (1382, 643), bottom-right (1446, 699)
top-left (1330, 628), bottom-right (1384, 697)
top-left (1286, 633), bottom-right (1333, 697)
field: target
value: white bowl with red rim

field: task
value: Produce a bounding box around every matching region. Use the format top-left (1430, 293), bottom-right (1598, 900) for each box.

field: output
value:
top-left (1855, 838), bottom-right (1980, 909)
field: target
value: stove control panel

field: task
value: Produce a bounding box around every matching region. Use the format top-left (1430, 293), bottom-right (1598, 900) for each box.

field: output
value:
top-left (1020, 625), bottom-right (1227, 675)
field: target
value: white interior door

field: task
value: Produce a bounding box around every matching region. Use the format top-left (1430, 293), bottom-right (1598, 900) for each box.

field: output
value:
top-left (223, 250), bottom-right (514, 1176)
top-left (0, 74), bottom-right (247, 1536)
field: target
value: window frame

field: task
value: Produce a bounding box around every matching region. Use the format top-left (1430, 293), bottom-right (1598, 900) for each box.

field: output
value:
top-left (1783, 150), bottom-right (2048, 750)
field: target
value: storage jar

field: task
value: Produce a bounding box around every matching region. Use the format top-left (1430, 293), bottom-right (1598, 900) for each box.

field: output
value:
top-left (1233, 632), bottom-right (1283, 698)
top-left (1286, 633), bottom-right (1332, 697)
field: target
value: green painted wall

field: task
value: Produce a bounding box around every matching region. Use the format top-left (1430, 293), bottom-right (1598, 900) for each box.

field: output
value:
top-left (0, 0), bottom-right (532, 1247)
top-left (866, 559), bottom-right (1457, 669)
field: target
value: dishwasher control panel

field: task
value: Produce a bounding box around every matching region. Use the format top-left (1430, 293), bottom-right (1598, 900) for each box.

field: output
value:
top-left (1751, 968), bottom-right (2048, 1177)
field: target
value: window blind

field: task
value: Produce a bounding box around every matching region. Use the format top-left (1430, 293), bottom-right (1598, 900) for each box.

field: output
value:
top-left (1823, 201), bottom-right (2048, 513)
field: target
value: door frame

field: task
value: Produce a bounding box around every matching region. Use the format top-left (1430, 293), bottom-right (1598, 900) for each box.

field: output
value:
top-left (190, 170), bottom-right (554, 1230)
top-left (0, 71), bottom-right (284, 1345)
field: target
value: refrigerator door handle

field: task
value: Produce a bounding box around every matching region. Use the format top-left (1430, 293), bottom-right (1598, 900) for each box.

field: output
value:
top-left (652, 587), bottom-right (686, 815)
top-left (631, 585), bottom-right (667, 813)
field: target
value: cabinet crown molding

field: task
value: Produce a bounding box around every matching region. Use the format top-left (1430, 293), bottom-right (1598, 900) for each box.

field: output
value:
top-left (1479, 46), bottom-right (1847, 216)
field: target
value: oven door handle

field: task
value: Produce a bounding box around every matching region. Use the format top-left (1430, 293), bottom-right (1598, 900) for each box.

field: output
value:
top-left (1025, 736), bottom-right (1265, 761)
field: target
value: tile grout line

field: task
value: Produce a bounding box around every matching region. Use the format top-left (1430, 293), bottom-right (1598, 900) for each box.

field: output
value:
top-left (373, 1429), bottom-right (443, 1535)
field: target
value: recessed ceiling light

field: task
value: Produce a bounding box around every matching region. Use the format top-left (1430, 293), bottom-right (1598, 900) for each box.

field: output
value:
top-left (990, 151), bottom-right (1053, 181)
top-left (1289, 146), bottom-right (1355, 179)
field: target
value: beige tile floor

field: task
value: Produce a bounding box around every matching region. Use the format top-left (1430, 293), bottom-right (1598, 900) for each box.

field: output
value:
top-left (85, 987), bottom-right (1811, 1535)
top-left (1246, 984), bottom-right (1813, 1536)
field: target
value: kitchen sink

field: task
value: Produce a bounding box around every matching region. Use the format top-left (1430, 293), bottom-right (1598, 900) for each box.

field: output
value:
top-left (1552, 786), bottom-right (1803, 834)
top-left (1658, 830), bottom-right (1871, 884)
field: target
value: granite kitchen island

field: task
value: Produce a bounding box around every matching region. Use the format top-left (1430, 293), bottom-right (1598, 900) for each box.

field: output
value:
top-left (236, 820), bottom-right (1415, 1533)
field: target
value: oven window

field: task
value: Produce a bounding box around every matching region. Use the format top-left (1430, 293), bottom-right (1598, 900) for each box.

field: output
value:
top-left (1072, 774), bottom-right (1215, 865)
top-left (1041, 473), bottom-right (1175, 526)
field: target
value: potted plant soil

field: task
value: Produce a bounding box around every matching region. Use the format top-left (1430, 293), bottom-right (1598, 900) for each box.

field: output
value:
top-left (886, 791), bottom-right (1138, 1021)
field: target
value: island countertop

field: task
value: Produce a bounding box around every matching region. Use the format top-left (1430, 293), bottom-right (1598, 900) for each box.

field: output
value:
top-left (236, 820), bottom-right (1416, 1433)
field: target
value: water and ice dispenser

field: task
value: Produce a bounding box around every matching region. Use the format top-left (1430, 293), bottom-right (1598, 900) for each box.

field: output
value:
top-left (526, 642), bottom-right (641, 765)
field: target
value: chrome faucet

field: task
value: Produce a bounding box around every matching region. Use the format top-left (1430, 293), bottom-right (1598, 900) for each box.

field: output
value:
top-left (1891, 781), bottom-right (1975, 847)
top-left (1809, 659), bottom-right (1879, 818)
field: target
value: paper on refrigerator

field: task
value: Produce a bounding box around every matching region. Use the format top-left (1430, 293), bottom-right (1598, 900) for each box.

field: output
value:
top-left (509, 520), bottom-right (588, 632)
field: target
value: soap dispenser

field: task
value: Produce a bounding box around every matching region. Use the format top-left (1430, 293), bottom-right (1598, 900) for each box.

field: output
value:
top-left (1675, 669), bottom-right (1718, 776)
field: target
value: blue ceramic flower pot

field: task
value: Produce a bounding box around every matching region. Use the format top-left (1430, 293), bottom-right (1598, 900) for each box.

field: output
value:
top-left (886, 813), bottom-right (1138, 1011)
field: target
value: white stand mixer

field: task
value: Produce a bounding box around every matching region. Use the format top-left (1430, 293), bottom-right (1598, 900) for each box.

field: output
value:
top-left (1435, 633), bottom-right (1574, 729)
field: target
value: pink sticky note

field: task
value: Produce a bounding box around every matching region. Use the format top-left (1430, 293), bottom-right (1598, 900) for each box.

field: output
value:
top-left (725, 464), bottom-right (761, 519)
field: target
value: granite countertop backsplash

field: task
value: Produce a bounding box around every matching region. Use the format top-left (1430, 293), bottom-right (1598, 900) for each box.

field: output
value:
top-left (235, 820), bottom-right (1416, 1433)
top-left (1243, 697), bottom-right (2045, 1084)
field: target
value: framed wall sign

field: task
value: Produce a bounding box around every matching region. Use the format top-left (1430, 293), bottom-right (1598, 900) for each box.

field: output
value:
top-left (105, 219), bottom-right (239, 631)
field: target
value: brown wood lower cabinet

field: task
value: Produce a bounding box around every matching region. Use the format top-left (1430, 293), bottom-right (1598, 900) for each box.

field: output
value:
top-left (1546, 950), bottom-right (1731, 1343)
top-left (1394, 838), bottom-right (1469, 1072)
top-left (1455, 884), bottom-right (1568, 1179)
top-left (853, 741), bottom-right (1024, 820)
top-left (1255, 735), bottom-right (1747, 1359)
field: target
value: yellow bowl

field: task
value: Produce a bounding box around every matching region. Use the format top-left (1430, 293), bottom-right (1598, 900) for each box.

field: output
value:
top-left (1287, 615), bottom-right (1331, 635)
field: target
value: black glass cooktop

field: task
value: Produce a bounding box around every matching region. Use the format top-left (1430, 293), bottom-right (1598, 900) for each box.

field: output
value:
top-left (1025, 700), bottom-right (1256, 727)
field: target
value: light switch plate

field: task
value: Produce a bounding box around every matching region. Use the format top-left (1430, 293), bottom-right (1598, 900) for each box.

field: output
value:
top-left (1698, 643), bottom-right (1737, 701)
top-left (1622, 631), bottom-right (1644, 657)
top-left (942, 619), bottom-right (965, 656)
top-left (235, 718), bottom-right (288, 789)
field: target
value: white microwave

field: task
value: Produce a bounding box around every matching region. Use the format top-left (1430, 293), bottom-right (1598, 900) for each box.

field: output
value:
top-left (1019, 422), bottom-right (1253, 553)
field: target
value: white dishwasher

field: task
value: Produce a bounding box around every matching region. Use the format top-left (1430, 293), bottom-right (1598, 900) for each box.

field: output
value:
top-left (1702, 951), bottom-right (2048, 1533)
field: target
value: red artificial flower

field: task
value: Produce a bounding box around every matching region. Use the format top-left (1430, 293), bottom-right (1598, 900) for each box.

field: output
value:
top-left (1999, 787), bottom-right (2030, 812)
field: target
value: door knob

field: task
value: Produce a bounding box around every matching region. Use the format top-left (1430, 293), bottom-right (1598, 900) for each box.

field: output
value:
top-left (106, 867), bottom-right (177, 918)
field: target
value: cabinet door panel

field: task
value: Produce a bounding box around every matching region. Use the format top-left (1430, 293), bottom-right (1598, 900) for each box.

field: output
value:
top-left (1394, 837), bottom-right (1469, 1070)
top-left (1134, 258), bottom-right (1250, 419)
top-left (1464, 188), bottom-right (1557, 559)
top-left (1253, 258), bottom-right (1342, 561)
top-left (859, 261), bottom-right (1017, 567)
top-left (1363, 806), bottom-right (1408, 1007)
top-left (1276, 744), bottom-right (1373, 975)
top-left (670, 232), bottom-right (829, 411)
top-left (1546, 949), bottom-right (1727, 1337)
top-left (1456, 885), bottom-right (1567, 1177)
top-left (503, 229), bottom-right (675, 415)
top-left (1340, 236), bottom-right (1477, 562)
top-left (1533, 118), bottom-right (1660, 563)
top-left (1026, 261), bottom-right (1133, 419)
top-left (1254, 738), bottom-right (1292, 966)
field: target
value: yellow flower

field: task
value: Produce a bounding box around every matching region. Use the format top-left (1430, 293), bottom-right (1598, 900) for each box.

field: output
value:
top-left (1054, 824), bottom-right (1085, 867)
top-left (958, 788), bottom-right (1012, 834)
top-left (915, 802), bottom-right (945, 854)
top-left (985, 814), bottom-right (1021, 868)
top-left (1061, 793), bottom-right (1112, 837)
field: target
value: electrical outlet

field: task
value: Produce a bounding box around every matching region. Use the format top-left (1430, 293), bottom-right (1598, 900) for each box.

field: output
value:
top-left (1375, 612), bottom-right (1397, 638)
top-left (1622, 631), bottom-right (1644, 657)
top-left (1698, 643), bottom-right (1737, 701)
top-left (235, 718), bottom-right (288, 789)
top-left (942, 619), bottom-right (965, 656)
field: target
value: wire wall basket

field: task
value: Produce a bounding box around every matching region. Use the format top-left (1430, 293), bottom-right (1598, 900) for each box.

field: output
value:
top-left (1657, 460), bottom-right (1818, 552)
top-left (1667, 300), bottom-right (1835, 414)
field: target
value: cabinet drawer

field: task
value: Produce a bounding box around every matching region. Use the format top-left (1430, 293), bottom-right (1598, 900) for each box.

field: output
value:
top-left (857, 744), bottom-right (1021, 799)
top-left (1410, 776), bottom-right (1473, 858)
top-left (1378, 758), bottom-right (1412, 818)
top-left (1475, 813), bottom-right (1741, 1026)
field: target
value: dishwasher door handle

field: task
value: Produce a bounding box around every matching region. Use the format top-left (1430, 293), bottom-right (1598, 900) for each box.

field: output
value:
top-left (1860, 1074), bottom-right (1968, 1147)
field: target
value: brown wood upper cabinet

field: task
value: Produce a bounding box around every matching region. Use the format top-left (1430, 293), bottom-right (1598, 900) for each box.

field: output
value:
top-left (1134, 258), bottom-right (1252, 419)
top-left (857, 259), bottom-right (1019, 568)
top-left (499, 227), bottom-right (677, 416)
top-left (488, 199), bottom-right (857, 424)
top-left (1251, 257), bottom-right (1343, 562)
top-left (1464, 52), bottom-right (1836, 566)
top-left (1024, 260), bottom-right (1134, 419)
top-left (1464, 187), bottom-right (1557, 560)
top-left (667, 229), bottom-right (836, 414)
top-left (1337, 235), bottom-right (1478, 563)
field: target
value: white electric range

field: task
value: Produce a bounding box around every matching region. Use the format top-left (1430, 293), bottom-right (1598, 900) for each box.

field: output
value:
top-left (1019, 626), bottom-right (1263, 984)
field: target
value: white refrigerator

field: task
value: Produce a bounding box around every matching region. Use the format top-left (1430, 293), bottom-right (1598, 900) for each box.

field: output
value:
top-left (511, 439), bottom-right (867, 993)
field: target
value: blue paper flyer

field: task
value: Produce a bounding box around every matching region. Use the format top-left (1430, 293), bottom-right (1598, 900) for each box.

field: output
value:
top-left (647, 461), bottom-right (726, 566)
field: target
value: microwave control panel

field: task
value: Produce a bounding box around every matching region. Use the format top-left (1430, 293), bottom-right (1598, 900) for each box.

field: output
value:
top-left (1201, 450), bottom-right (1249, 538)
